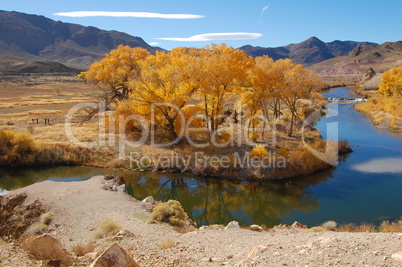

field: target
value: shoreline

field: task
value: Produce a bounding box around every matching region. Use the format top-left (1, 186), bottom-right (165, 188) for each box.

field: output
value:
top-left (1, 175), bottom-right (401, 266)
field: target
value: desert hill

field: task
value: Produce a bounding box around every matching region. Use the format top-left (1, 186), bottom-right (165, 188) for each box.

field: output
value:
top-left (0, 10), bottom-right (158, 69)
top-left (239, 37), bottom-right (376, 66)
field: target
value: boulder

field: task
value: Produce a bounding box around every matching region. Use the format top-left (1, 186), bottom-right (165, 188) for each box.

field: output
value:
top-left (89, 243), bottom-right (140, 267)
top-left (291, 221), bottom-right (308, 229)
top-left (392, 251), bottom-right (402, 262)
top-left (249, 224), bottom-right (264, 232)
top-left (0, 193), bottom-right (44, 239)
top-left (141, 196), bottom-right (155, 205)
top-left (224, 221), bottom-right (240, 230)
top-left (103, 176), bottom-right (126, 192)
top-left (362, 67), bottom-right (376, 81)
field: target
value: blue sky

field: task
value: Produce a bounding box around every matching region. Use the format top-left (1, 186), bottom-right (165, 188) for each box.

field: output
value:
top-left (2, 0), bottom-right (402, 49)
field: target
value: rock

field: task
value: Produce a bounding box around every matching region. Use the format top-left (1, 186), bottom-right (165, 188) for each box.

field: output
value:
top-left (103, 176), bottom-right (126, 192)
top-left (363, 67), bottom-right (376, 81)
top-left (224, 221), bottom-right (240, 230)
top-left (45, 259), bottom-right (62, 266)
top-left (142, 202), bottom-right (153, 212)
top-left (391, 251), bottom-right (402, 262)
top-left (291, 221), bottom-right (308, 229)
top-left (199, 226), bottom-right (208, 230)
top-left (0, 193), bottom-right (44, 239)
top-left (249, 225), bottom-right (264, 232)
top-left (90, 243), bottom-right (140, 267)
top-left (142, 196), bottom-right (155, 205)
top-left (116, 184), bottom-right (126, 192)
top-left (113, 229), bottom-right (136, 240)
top-left (104, 174), bottom-right (115, 180)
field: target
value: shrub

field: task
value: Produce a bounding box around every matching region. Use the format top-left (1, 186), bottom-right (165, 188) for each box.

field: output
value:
top-left (249, 145), bottom-right (269, 159)
top-left (94, 219), bottom-right (122, 239)
top-left (71, 242), bottom-right (96, 256)
top-left (379, 219), bottom-right (402, 233)
top-left (22, 235), bottom-right (73, 265)
top-left (151, 200), bottom-right (188, 227)
top-left (40, 213), bottom-right (52, 226)
top-left (321, 220), bottom-right (337, 230)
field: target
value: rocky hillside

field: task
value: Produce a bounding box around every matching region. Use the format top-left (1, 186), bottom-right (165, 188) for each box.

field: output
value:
top-left (0, 10), bottom-right (158, 69)
top-left (0, 54), bottom-right (79, 75)
top-left (239, 37), bottom-right (376, 66)
top-left (310, 41), bottom-right (402, 76)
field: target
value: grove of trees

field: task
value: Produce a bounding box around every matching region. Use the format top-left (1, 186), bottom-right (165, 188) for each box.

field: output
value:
top-left (80, 44), bottom-right (324, 142)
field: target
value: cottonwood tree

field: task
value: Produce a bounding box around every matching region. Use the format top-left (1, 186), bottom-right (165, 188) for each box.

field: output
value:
top-left (115, 47), bottom-right (202, 140)
top-left (379, 65), bottom-right (402, 97)
top-left (196, 44), bottom-right (254, 132)
top-left (79, 45), bottom-right (150, 120)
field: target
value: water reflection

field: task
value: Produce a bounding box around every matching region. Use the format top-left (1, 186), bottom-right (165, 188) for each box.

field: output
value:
top-left (351, 157), bottom-right (402, 173)
top-left (0, 166), bottom-right (105, 190)
top-left (122, 167), bottom-right (336, 227)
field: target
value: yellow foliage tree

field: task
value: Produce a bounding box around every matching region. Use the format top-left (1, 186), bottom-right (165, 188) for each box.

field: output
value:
top-left (116, 47), bottom-right (202, 140)
top-left (379, 65), bottom-right (402, 97)
top-left (196, 44), bottom-right (254, 131)
top-left (79, 45), bottom-right (150, 101)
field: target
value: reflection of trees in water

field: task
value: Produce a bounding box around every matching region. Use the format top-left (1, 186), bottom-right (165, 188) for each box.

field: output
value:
top-left (0, 166), bottom-right (105, 190)
top-left (124, 167), bottom-right (336, 227)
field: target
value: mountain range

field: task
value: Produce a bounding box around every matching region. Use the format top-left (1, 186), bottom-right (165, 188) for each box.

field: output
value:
top-left (239, 37), bottom-right (377, 66)
top-left (0, 10), bottom-right (159, 70)
top-left (0, 9), bottom-right (401, 78)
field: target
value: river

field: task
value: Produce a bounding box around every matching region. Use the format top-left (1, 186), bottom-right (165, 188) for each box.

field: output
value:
top-left (1, 87), bottom-right (401, 227)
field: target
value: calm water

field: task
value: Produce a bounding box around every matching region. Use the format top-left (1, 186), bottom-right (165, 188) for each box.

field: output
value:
top-left (1, 87), bottom-right (401, 227)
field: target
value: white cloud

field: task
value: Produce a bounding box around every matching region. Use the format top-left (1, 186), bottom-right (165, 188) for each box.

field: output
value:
top-left (149, 42), bottom-right (159, 46)
top-left (157, 32), bottom-right (263, 42)
top-left (351, 157), bottom-right (402, 173)
top-left (259, 4), bottom-right (270, 23)
top-left (54, 11), bottom-right (204, 19)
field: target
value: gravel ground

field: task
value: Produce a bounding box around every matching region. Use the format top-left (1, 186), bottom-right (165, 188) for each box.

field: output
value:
top-left (2, 175), bottom-right (402, 267)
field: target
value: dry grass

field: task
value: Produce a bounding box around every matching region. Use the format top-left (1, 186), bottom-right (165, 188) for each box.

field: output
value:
top-left (379, 220), bottom-right (402, 233)
top-left (21, 236), bottom-right (73, 265)
top-left (93, 219), bottom-right (122, 239)
top-left (160, 238), bottom-right (176, 249)
top-left (71, 242), bottom-right (96, 256)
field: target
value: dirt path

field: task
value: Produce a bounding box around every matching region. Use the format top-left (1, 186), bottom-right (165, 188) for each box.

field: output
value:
top-left (3, 176), bottom-right (402, 266)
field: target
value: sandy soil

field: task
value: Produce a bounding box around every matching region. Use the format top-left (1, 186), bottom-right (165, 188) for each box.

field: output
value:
top-left (3, 175), bottom-right (402, 267)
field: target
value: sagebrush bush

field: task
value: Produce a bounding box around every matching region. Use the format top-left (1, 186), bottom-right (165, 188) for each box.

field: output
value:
top-left (94, 219), bottom-right (122, 239)
top-left (151, 200), bottom-right (188, 227)
top-left (71, 242), bottom-right (96, 256)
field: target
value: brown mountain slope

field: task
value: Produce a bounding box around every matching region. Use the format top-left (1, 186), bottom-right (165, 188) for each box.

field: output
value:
top-left (310, 41), bottom-right (402, 76)
top-left (239, 37), bottom-right (376, 66)
top-left (0, 10), bottom-right (158, 69)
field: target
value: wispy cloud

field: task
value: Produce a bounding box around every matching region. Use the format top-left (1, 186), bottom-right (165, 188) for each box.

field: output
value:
top-left (157, 32), bottom-right (262, 42)
top-left (149, 42), bottom-right (159, 46)
top-left (259, 4), bottom-right (270, 23)
top-left (54, 11), bottom-right (204, 19)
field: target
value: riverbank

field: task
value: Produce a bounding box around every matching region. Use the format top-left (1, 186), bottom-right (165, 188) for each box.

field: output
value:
top-left (1, 175), bottom-right (401, 266)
